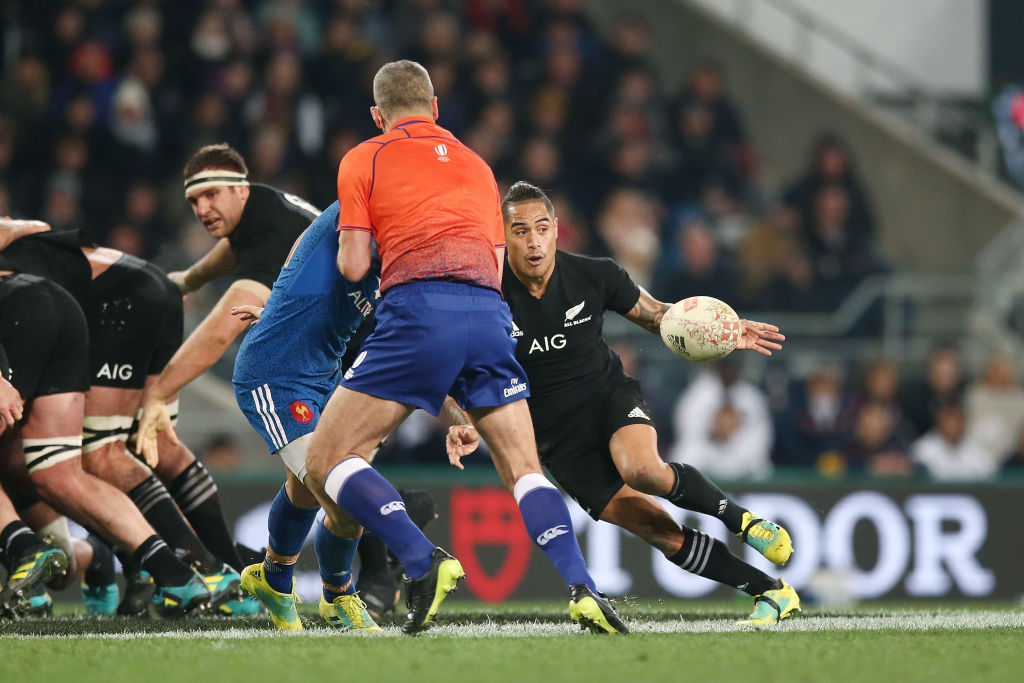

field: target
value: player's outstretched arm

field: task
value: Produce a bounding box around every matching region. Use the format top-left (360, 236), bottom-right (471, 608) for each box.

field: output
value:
top-left (136, 279), bottom-right (269, 464)
top-left (0, 217), bottom-right (50, 250)
top-left (736, 319), bottom-right (785, 356)
top-left (622, 286), bottom-right (672, 334)
top-left (167, 237), bottom-right (236, 295)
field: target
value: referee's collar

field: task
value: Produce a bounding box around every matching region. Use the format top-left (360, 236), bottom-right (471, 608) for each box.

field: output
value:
top-left (392, 117), bottom-right (434, 130)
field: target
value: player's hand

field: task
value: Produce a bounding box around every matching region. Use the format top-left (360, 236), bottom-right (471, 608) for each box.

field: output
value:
top-left (167, 270), bottom-right (194, 296)
top-left (446, 425), bottom-right (480, 470)
top-left (0, 377), bottom-right (24, 435)
top-left (135, 398), bottom-right (180, 468)
top-left (737, 319), bottom-right (785, 356)
top-left (231, 304), bottom-right (264, 326)
top-left (0, 218), bottom-right (50, 250)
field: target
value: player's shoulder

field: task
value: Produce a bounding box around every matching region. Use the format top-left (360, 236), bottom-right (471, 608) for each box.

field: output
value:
top-left (557, 250), bottom-right (623, 277)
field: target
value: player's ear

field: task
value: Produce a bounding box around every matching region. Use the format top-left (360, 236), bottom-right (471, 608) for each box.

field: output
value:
top-left (370, 105), bottom-right (385, 131)
top-left (430, 96), bottom-right (439, 121)
top-left (552, 216), bottom-right (559, 240)
top-left (236, 185), bottom-right (250, 202)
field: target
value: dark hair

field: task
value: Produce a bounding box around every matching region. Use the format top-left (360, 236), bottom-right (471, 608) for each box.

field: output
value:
top-left (183, 143), bottom-right (248, 179)
top-left (501, 181), bottom-right (555, 223)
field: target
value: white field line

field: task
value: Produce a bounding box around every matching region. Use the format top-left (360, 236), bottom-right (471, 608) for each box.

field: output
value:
top-left (3, 611), bottom-right (1023, 640)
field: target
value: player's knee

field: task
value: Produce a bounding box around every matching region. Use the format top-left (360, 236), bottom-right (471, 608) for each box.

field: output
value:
top-left (30, 466), bottom-right (85, 504)
top-left (620, 465), bottom-right (664, 496)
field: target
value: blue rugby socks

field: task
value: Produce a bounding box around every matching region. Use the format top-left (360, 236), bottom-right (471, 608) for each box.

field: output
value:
top-left (514, 473), bottom-right (597, 592)
top-left (324, 458), bottom-right (434, 580)
top-left (264, 484), bottom-right (318, 594)
top-left (315, 520), bottom-right (360, 600)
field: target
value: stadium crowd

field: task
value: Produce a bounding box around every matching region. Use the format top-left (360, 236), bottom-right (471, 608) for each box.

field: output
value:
top-left (0, 0), bottom-right (1018, 486)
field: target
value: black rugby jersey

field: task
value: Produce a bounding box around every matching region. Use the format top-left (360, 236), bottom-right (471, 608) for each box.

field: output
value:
top-left (501, 250), bottom-right (640, 434)
top-left (228, 184), bottom-right (319, 289)
top-left (0, 230), bottom-right (92, 307)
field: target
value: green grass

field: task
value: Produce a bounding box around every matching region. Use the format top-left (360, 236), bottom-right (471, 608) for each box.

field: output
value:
top-left (2, 601), bottom-right (1023, 682)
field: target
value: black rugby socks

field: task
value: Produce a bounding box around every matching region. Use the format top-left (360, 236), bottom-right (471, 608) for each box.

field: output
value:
top-left (129, 474), bottom-right (220, 573)
top-left (666, 462), bottom-right (746, 534)
top-left (670, 527), bottom-right (778, 596)
top-left (132, 535), bottom-right (195, 587)
top-left (168, 461), bottom-right (243, 571)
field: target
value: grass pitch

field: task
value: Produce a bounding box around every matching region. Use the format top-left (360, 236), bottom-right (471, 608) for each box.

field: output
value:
top-left (2, 601), bottom-right (1022, 682)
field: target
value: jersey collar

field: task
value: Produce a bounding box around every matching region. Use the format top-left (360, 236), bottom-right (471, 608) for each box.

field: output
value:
top-left (392, 116), bottom-right (434, 130)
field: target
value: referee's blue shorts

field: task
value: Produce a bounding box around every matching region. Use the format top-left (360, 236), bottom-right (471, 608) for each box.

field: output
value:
top-left (340, 281), bottom-right (529, 414)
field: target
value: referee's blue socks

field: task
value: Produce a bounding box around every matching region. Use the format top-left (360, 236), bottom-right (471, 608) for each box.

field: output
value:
top-left (514, 473), bottom-right (597, 592)
top-left (324, 458), bottom-right (434, 579)
top-left (264, 484), bottom-right (318, 594)
top-left (314, 519), bottom-right (359, 600)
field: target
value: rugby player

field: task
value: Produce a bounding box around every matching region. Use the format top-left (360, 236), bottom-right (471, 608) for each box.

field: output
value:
top-left (0, 359), bottom-right (70, 618)
top-left (0, 220), bottom-right (251, 615)
top-left (136, 144), bottom-right (318, 571)
top-left (447, 182), bottom-right (801, 626)
top-left (304, 60), bottom-right (627, 635)
top-left (223, 201), bottom-right (382, 632)
top-left (0, 270), bottom-right (215, 617)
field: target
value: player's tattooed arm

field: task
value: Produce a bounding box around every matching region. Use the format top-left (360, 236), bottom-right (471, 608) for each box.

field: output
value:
top-left (623, 287), bottom-right (671, 335)
top-left (443, 396), bottom-right (471, 426)
top-left (169, 238), bottom-right (236, 294)
top-left (443, 396), bottom-right (480, 470)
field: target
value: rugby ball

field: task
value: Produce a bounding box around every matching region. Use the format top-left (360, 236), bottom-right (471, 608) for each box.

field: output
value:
top-left (660, 296), bottom-right (741, 362)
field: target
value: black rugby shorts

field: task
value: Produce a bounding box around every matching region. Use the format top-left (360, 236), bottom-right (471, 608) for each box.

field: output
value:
top-left (0, 274), bottom-right (91, 399)
top-left (86, 255), bottom-right (184, 390)
top-left (535, 377), bottom-right (655, 520)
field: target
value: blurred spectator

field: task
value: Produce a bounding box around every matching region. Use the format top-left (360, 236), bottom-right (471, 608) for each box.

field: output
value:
top-left (910, 402), bottom-right (995, 481)
top-left (841, 401), bottom-right (914, 477)
top-left (965, 353), bottom-right (1024, 469)
top-left (774, 364), bottom-right (857, 470)
top-left (673, 59), bottom-right (755, 177)
top-left (652, 214), bottom-right (736, 303)
top-left (595, 188), bottom-right (661, 288)
top-left (783, 132), bottom-right (876, 243)
top-left (902, 343), bottom-right (967, 436)
top-left (853, 359), bottom-right (915, 444)
top-left (805, 184), bottom-right (880, 309)
top-left (670, 360), bottom-right (773, 480)
top-left (202, 433), bottom-right (244, 472)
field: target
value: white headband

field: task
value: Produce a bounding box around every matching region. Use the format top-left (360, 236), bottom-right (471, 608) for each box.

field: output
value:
top-left (183, 169), bottom-right (249, 196)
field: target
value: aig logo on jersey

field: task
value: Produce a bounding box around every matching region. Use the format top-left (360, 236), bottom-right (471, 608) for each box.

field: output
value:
top-left (503, 376), bottom-right (528, 398)
top-left (96, 363), bottom-right (133, 381)
top-left (528, 334), bottom-right (566, 354)
top-left (563, 301), bottom-right (592, 327)
top-left (434, 144), bottom-right (450, 162)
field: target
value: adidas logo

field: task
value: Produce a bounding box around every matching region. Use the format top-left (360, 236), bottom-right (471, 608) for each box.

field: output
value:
top-left (380, 500), bottom-right (406, 516)
top-left (627, 407), bottom-right (650, 420)
top-left (511, 321), bottom-right (523, 338)
top-left (536, 525), bottom-right (569, 546)
top-left (718, 498), bottom-right (728, 516)
top-left (434, 143), bottom-right (450, 162)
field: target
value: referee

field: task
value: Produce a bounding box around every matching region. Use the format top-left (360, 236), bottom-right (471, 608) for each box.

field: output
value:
top-left (447, 181), bottom-right (801, 626)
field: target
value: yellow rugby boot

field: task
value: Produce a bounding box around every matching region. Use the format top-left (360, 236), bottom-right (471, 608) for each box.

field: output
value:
top-left (239, 562), bottom-right (302, 631)
top-left (738, 511), bottom-right (793, 565)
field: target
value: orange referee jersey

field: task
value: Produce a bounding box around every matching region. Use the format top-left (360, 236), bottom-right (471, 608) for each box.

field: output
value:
top-left (336, 116), bottom-right (505, 293)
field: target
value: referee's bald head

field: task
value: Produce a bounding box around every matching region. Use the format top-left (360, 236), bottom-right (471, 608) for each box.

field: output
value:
top-left (373, 60), bottom-right (434, 119)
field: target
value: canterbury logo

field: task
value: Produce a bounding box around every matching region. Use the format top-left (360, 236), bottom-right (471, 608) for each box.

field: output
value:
top-left (380, 501), bottom-right (406, 516)
top-left (627, 407), bottom-right (650, 420)
top-left (435, 144), bottom-right (450, 161)
top-left (536, 525), bottom-right (569, 546)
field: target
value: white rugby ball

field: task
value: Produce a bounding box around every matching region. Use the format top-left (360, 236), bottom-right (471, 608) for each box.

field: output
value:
top-left (660, 296), bottom-right (741, 362)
